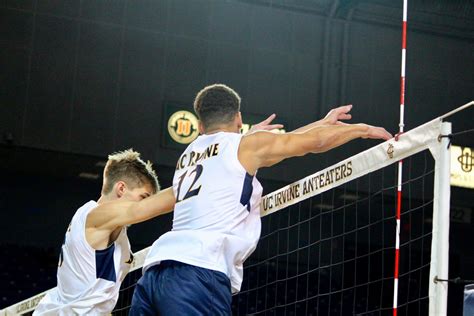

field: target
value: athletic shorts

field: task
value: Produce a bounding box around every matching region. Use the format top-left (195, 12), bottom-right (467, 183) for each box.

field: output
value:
top-left (129, 260), bottom-right (232, 316)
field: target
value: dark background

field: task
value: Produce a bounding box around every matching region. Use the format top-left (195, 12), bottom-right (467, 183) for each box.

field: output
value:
top-left (0, 0), bottom-right (473, 313)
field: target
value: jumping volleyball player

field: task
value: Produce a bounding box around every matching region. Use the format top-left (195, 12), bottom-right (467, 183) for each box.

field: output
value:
top-left (129, 84), bottom-right (392, 315)
top-left (33, 150), bottom-right (174, 315)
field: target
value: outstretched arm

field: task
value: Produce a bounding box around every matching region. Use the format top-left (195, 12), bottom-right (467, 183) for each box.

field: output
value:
top-left (87, 187), bottom-right (176, 231)
top-left (239, 123), bottom-right (392, 174)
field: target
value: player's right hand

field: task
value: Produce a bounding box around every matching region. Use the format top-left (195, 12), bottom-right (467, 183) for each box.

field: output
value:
top-left (360, 124), bottom-right (393, 141)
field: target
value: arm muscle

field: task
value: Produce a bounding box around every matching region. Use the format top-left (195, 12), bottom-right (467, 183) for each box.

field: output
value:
top-left (239, 124), bottom-right (388, 173)
top-left (87, 188), bottom-right (176, 231)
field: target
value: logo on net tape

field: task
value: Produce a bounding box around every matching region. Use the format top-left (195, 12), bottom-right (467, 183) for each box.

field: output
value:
top-left (168, 110), bottom-right (199, 145)
top-left (458, 147), bottom-right (474, 172)
top-left (387, 143), bottom-right (394, 159)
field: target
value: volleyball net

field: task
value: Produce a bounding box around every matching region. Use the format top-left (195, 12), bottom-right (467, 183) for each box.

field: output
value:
top-left (229, 118), bottom-right (451, 316)
top-left (0, 116), bottom-right (453, 316)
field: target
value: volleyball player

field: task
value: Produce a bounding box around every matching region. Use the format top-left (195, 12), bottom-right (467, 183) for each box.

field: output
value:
top-left (129, 84), bottom-right (392, 315)
top-left (33, 149), bottom-right (175, 315)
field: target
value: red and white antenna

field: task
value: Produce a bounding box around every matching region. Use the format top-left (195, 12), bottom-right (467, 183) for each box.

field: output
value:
top-left (393, 0), bottom-right (408, 315)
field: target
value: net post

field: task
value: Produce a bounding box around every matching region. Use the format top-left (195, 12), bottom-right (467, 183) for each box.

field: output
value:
top-left (429, 121), bottom-right (451, 315)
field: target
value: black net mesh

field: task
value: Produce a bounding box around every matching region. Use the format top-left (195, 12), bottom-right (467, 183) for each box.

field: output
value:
top-left (111, 151), bottom-right (435, 316)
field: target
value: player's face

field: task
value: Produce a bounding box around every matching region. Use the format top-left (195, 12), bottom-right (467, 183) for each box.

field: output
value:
top-left (122, 184), bottom-right (153, 202)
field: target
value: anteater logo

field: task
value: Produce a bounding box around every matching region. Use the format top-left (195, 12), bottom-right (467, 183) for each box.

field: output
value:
top-left (458, 147), bottom-right (474, 172)
top-left (387, 143), bottom-right (394, 159)
top-left (168, 110), bottom-right (199, 144)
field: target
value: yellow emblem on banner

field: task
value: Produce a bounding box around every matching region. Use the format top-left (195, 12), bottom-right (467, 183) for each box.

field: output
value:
top-left (451, 145), bottom-right (474, 189)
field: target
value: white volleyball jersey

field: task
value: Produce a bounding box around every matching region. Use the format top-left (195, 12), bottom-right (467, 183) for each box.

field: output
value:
top-left (143, 132), bottom-right (263, 293)
top-left (34, 201), bottom-right (133, 315)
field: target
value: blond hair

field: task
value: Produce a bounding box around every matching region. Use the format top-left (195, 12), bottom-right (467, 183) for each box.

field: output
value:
top-left (102, 149), bottom-right (159, 195)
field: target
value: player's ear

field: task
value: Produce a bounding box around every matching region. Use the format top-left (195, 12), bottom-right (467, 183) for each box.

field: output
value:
top-left (236, 112), bottom-right (243, 130)
top-left (198, 121), bottom-right (205, 134)
top-left (115, 181), bottom-right (126, 198)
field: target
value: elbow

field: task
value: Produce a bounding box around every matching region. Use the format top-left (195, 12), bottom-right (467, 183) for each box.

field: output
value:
top-left (308, 138), bottom-right (328, 154)
top-left (299, 130), bottom-right (328, 154)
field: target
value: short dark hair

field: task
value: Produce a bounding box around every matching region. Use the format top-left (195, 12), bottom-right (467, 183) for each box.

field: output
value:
top-left (193, 84), bottom-right (241, 129)
top-left (102, 149), bottom-right (160, 195)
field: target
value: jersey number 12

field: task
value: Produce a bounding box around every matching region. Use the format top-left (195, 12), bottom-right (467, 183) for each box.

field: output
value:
top-left (176, 165), bottom-right (203, 202)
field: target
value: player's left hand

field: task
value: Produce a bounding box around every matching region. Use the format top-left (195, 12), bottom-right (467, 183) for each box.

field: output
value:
top-left (248, 114), bottom-right (284, 133)
top-left (323, 104), bottom-right (353, 125)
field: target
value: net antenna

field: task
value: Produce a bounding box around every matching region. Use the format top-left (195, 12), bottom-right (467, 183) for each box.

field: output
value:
top-left (393, 0), bottom-right (408, 315)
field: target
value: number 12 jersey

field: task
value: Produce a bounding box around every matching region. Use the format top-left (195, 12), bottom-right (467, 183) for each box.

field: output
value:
top-left (143, 132), bottom-right (263, 293)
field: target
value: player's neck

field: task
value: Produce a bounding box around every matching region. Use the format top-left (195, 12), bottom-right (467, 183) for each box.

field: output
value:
top-left (97, 194), bottom-right (114, 205)
top-left (204, 125), bottom-right (239, 135)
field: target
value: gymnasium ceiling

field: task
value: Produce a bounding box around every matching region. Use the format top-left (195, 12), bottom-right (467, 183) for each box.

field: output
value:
top-left (238, 0), bottom-right (474, 38)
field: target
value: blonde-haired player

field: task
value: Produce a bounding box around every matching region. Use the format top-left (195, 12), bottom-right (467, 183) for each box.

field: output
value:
top-left (33, 149), bottom-right (173, 315)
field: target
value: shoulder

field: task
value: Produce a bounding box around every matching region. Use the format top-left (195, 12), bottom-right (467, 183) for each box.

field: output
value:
top-left (238, 131), bottom-right (280, 174)
top-left (85, 200), bottom-right (119, 229)
top-left (73, 201), bottom-right (97, 223)
top-left (240, 130), bottom-right (283, 150)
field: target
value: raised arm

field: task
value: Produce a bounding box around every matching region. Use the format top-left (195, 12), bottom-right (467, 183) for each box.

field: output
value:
top-left (239, 123), bottom-right (392, 174)
top-left (87, 187), bottom-right (176, 231)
